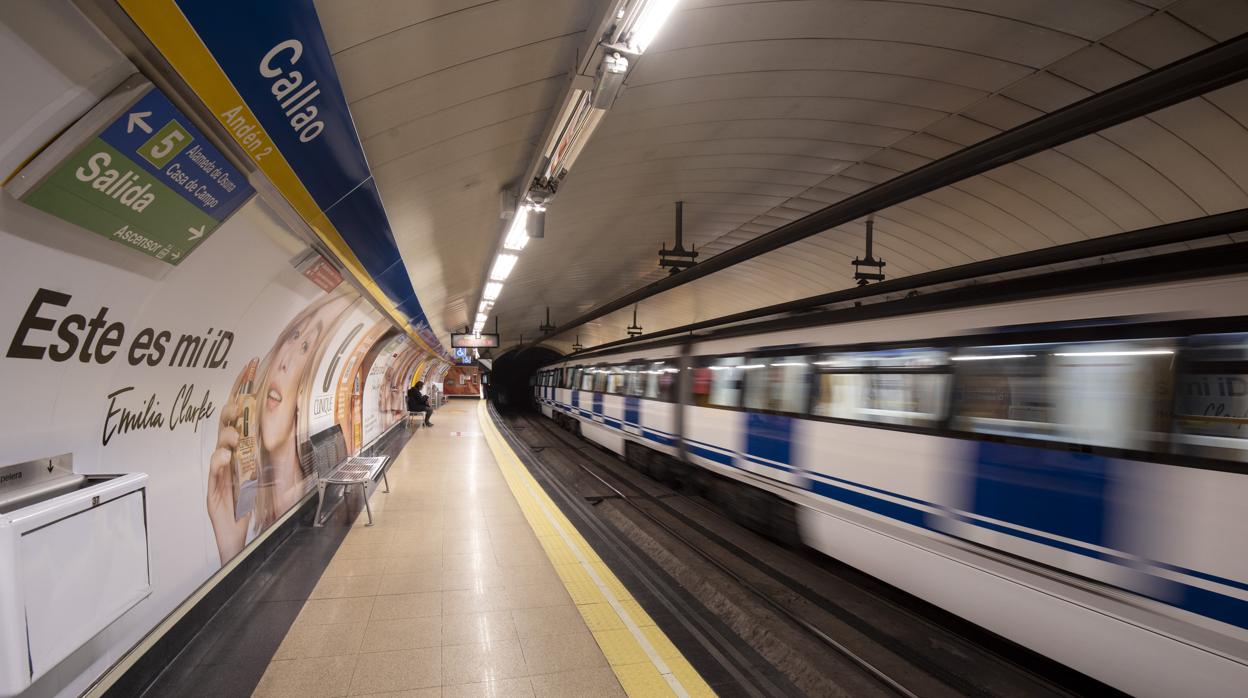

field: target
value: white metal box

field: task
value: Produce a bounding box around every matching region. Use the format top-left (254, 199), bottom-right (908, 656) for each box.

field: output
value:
top-left (0, 468), bottom-right (150, 697)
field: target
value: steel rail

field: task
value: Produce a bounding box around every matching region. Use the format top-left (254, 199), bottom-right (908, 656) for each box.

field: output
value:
top-left (510, 413), bottom-right (923, 697)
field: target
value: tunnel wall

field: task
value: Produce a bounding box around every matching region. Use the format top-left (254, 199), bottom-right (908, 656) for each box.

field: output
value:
top-left (490, 345), bottom-right (562, 411)
top-left (0, 6), bottom-right (445, 696)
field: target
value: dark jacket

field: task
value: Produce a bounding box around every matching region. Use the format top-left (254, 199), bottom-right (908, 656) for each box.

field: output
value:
top-left (406, 387), bottom-right (429, 412)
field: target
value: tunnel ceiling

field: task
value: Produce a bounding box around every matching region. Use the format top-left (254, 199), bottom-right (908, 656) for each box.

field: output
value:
top-left (315, 0), bottom-right (1248, 355)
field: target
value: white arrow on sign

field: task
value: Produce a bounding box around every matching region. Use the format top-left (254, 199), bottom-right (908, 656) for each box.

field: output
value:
top-left (127, 111), bottom-right (153, 135)
top-left (188, 224), bottom-right (205, 240)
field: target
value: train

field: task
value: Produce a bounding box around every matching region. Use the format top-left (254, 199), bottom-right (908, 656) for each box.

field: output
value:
top-left (533, 273), bottom-right (1248, 697)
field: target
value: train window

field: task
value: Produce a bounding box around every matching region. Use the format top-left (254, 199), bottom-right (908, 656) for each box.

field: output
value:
top-left (813, 349), bottom-right (949, 426)
top-left (691, 356), bottom-right (745, 408)
top-left (606, 365), bottom-right (627, 395)
top-left (593, 366), bottom-right (609, 393)
top-left (580, 367), bottom-right (595, 391)
top-left (1173, 333), bottom-right (1248, 462)
top-left (950, 349), bottom-right (1053, 438)
top-left (743, 356), bottom-right (811, 413)
top-left (644, 361), bottom-right (679, 402)
top-left (625, 364), bottom-right (645, 397)
top-left (951, 340), bottom-right (1174, 449)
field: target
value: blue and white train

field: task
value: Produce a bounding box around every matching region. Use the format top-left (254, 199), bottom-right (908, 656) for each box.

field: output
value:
top-left (534, 274), bottom-right (1248, 696)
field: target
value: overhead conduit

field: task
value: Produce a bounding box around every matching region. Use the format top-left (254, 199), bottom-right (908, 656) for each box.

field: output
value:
top-left (541, 31), bottom-right (1248, 346)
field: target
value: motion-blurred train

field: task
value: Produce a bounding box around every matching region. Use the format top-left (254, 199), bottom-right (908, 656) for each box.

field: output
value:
top-left (533, 273), bottom-right (1248, 696)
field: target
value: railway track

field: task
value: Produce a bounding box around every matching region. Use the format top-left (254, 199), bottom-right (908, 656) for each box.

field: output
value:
top-left (496, 406), bottom-right (1117, 698)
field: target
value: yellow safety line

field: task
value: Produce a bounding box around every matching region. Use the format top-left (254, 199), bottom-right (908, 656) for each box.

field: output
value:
top-left (116, 0), bottom-right (441, 357)
top-left (477, 401), bottom-right (716, 698)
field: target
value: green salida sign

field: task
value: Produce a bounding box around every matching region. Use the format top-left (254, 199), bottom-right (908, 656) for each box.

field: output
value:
top-left (10, 78), bottom-right (252, 265)
top-left (24, 140), bottom-right (218, 262)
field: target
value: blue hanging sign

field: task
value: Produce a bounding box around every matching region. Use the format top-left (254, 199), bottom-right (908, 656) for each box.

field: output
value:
top-left (118, 0), bottom-right (445, 355)
top-left (97, 86), bottom-right (252, 222)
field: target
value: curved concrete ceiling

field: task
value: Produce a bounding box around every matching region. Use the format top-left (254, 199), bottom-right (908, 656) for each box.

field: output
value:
top-left (317, 0), bottom-right (1248, 355)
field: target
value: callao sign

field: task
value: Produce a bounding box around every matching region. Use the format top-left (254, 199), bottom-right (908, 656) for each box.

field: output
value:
top-left (6, 76), bottom-right (252, 265)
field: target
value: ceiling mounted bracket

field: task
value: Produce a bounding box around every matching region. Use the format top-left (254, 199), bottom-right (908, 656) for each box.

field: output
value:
top-left (851, 218), bottom-right (886, 287)
top-left (626, 305), bottom-right (643, 337)
top-left (539, 307), bottom-right (556, 334)
top-left (659, 200), bottom-right (697, 275)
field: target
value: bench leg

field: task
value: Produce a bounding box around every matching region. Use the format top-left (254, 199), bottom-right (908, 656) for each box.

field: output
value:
top-left (361, 482), bottom-right (374, 526)
top-left (313, 481), bottom-right (327, 528)
top-left (382, 471), bottom-right (390, 494)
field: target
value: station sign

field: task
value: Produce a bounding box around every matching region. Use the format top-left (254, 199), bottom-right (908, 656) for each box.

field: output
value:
top-left (293, 249), bottom-right (343, 293)
top-left (451, 333), bottom-right (500, 349)
top-left (6, 76), bottom-right (252, 265)
top-left (117, 0), bottom-right (445, 356)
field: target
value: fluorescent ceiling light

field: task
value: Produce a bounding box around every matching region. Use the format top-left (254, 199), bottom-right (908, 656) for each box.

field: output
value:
top-left (475, 313), bottom-right (487, 324)
top-left (1053, 349), bottom-right (1174, 357)
top-left (489, 253), bottom-right (518, 281)
top-left (628, 0), bottom-right (679, 53)
top-left (483, 282), bottom-right (503, 301)
top-left (951, 354), bottom-right (1035, 361)
top-left (503, 206), bottom-right (529, 251)
top-left (478, 300), bottom-right (493, 314)
top-left (771, 362), bottom-right (807, 367)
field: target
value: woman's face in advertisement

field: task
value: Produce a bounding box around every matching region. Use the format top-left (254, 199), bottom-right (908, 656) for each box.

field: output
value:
top-left (259, 314), bottom-right (324, 450)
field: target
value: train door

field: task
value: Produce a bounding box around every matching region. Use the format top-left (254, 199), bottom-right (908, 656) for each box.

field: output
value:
top-left (738, 354), bottom-right (811, 489)
top-left (947, 339), bottom-right (1175, 581)
top-left (641, 359), bottom-right (680, 455)
top-left (623, 363), bottom-right (643, 437)
top-left (685, 355), bottom-right (744, 472)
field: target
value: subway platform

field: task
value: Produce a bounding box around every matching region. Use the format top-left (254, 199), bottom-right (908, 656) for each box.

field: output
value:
top-left (143, 401), bottom-right (715, 698)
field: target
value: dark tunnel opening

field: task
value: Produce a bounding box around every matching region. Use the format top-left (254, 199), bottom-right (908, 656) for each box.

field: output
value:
top-left (488, 345), bottom-right (561, 413)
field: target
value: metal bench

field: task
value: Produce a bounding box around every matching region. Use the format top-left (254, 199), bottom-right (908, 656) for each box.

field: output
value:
top-left (311, 425), bottom-right (390, 527)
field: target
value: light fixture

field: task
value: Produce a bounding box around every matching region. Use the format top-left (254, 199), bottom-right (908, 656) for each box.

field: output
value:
top-left (489, 253), bottom-right (518, 281)
top-left (527, 202), bottom-right (545, 239)
top-left (592, 52), bottom-right (629, 109)
top-left (1053, 349), bottom-right (1174, 357)
top-left (951, 354), bottom-right (1036, 361)
top-left (503, 206), bottom-right (530, 251)
top-left (625, 0), bottom-right (679, 53)
top-left (472, 0), bottom-right (681, 342)
top-left (478, 300), bottom-right (494, 315)
top-left (475, 313), bottom-right (487, 324)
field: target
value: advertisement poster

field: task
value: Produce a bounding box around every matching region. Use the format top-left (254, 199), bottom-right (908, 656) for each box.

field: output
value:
top-left (0, 191), bottom-right (439, 695)
top-left (444, 365), bottom-right (482, 396)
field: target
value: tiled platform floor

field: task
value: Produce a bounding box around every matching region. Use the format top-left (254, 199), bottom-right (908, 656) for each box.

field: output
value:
top-left (254, 401), bottom-right (629, 698)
